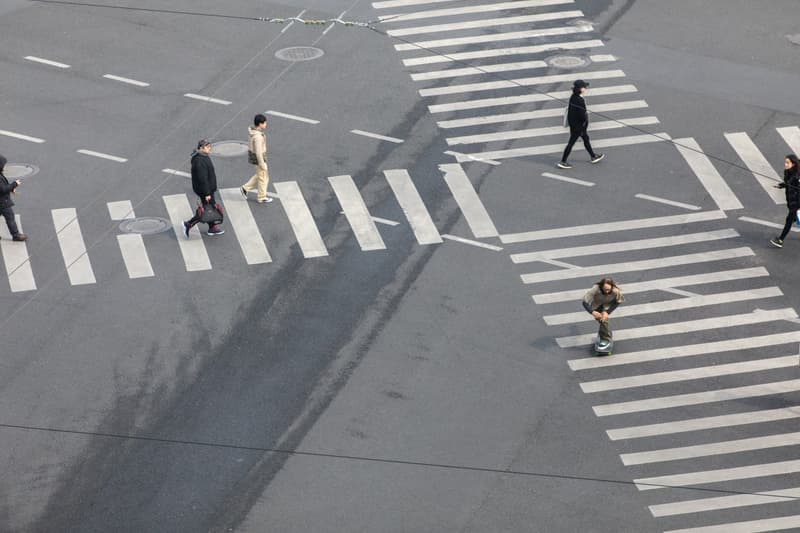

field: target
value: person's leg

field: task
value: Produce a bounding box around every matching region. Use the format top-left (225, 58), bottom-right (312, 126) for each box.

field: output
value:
top-left (779, 209), bottom-right (795, 240)
top-left (598, 318), bottom-right (611, 342)
top-left (561, 129), bottom-right (581, 162)
top-left (1, 206), bottom-right (19, 237)
top-left (256, 166), bottom-right (269, 201)
top-left (580, 130), bottom-right (597, 159)
top-left (242, 168), bottom-right (259, 194)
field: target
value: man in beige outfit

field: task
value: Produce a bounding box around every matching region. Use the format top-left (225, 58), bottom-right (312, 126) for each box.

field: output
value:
top-left (240, 114), bottom-right (272, 203)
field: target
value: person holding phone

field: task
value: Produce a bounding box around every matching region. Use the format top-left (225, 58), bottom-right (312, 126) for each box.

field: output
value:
top-left (0, 154), bottom-right (27, 242)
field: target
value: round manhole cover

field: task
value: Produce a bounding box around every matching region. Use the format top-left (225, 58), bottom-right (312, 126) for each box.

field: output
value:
top-left (4, 163), bottom-right (39, 179)
top-left (119, 217), bottom-right (172, 235)
top-left (275, 46), bottom-right (325, 62)
top-left (546, 55), bottom-right (591, 69)
top-left (211, 140), bottom-right (248, 158)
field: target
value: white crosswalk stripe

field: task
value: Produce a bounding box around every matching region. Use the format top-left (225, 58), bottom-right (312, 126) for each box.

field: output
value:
top-left (664, 514), bottom-right (800, 533)
top-left (162, 194), bottom-right (212, 272)
top-left (635, 459), bottom-right (800, 491)
top-left (219, 188), bottom-right (272, 265)
top-left (52, 208), bottom-right (97, 285)
top-left (329, 175), bottom-right (386, 251)
top-left (388, 10), bottom-right (583, 37)
top-left (379, 0), bottom-right (574, 22)
top-left (440, 163), bottom-right (498, 238)
top-left (0, 215), bottom-right (36, 292)
top-left (675, 137), bottom-right (743, 211)
top-left (725, 132), bottom-right (785, 204)
top-left (778, 125), bottom-right (800, 155)
top-left (107, 201), bottom-right (154, 279)
top-left (384, 169), bottom-right (442, 245)
top-left (273, 181), bottom-right (329, 258)
top-left (395, 25), bottom-right (593, 52)
top-left (649, 486), bottom-right (800, 517)
top-left (405, 39), bottom-right (605, 67)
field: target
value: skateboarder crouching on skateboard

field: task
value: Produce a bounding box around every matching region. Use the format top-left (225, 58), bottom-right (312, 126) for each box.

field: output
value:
top-left (582, 277), bottom-right (624, 350)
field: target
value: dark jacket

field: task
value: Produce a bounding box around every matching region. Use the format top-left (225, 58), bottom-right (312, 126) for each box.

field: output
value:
top-left (566, 92), bottom-right (588, 130)
top-left (0, 155), bottom-right (19, 209)
top-left (190, 152), bottom-right (217, 198)
top-left (777, 167), bottom-right (800, 208)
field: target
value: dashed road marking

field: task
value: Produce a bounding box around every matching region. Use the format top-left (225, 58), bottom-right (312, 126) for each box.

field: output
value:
top-left (184, 93), bottom-right (232, 106)
top-left (77, 149), bottom-right (128, 163)
top-left (634, 193), bottom-right (701, 211)
top-left (0, 129), bottom-right (45, 144)
top-left (24, 55), bottom-right (69, 68)
top-left (350, 129), bottom-right (404, 143)
top-left (103, 74), bottom-right (150, 87)
top-left (266, 110), bottom-right (320, 124)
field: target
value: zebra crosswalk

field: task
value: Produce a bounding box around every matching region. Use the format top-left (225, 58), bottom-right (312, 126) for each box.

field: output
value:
top-left (507, 209), bottom-right (800, 532)
top-left (0, 164), bottom-right (492, 293)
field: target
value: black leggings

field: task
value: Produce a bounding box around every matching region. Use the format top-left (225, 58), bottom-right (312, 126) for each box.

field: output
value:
top-left (561, 126), bottom-right (596, 162)
top-left (1, 206), bottom-right (19, 237)
top-left (779, 207), bottom-right (797, 240)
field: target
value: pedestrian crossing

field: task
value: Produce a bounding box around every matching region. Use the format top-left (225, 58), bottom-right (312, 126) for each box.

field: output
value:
top-left (373, 0), bottom-right (669, 163)
top-left (0, 164), bottom-right (491, 292)
top-left (504, 209), bottom-right (800, 532)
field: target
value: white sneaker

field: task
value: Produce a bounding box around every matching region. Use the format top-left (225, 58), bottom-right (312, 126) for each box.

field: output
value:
top-left (257, 197), bottom-right (274, 203)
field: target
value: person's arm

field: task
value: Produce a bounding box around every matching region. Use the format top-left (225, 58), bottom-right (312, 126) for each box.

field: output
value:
top-left (256, 134), bottom-right (267, 171)
top-left (0, 179), bottom-right (18, 195)
top-left (605, 300), bottom-right (620, 315)
top-left (582, 300), bottom-right (593, 313)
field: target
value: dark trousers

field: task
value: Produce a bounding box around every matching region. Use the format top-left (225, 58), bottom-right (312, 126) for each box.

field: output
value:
top-left (561, 126), bottom-right (596, 162)
top-left (186, 193), bottom-right (218, 229)
top-left (1, 206), bottom-right (19, 237)
top-left (779, 207), bottom-right (797, 240)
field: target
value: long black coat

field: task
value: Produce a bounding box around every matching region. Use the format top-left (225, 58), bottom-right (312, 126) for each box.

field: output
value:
top-left (190, 152), bottom-right (218, 198)
top-left (0, 173), bottom-right (17, 209)
top-left (566, 92), bottom-right (588, 131)
top-left (778, 168), bottom-right (800, 209)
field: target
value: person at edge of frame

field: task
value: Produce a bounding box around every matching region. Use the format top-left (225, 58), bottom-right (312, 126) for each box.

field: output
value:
top-left (0, 154), bottom-right (28, 242)
top-left (770, 154), bottom-right (800, 248)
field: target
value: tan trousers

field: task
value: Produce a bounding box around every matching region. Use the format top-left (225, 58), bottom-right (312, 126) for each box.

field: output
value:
top-left (242, 165), bottom-right (270, 201)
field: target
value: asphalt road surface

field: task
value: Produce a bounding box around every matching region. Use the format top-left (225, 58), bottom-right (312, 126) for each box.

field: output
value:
top-left (1, 0), bottom-right (800, 532)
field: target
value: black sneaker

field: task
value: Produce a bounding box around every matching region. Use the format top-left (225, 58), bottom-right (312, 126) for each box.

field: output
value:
top-left (770, 237), bottom-right (784, 248)
top-left (591, 153), bottom-right (605, 163)
top-left (240, 186), bottom-right (248, 199)
top-left (557, 161), bottom-right (572, 169)
top-left (207, 226), bottom-right (225, 236)
top-left (183, 221), bottom-right (191, 238)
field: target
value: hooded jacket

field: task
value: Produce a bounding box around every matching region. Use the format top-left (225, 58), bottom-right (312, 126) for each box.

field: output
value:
top-left (566, 91), bottom-right (589, 130)
top-left (190, 151), bottom-right (218, 198)
top-left (248, 125), bottom-right (267, 171)
top-left (0, 155), bottom-right (19, 209)
top-left (778, 165), bottom-right (800, 208)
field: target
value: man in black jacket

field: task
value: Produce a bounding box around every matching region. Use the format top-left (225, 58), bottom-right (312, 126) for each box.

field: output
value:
top-left (0, 154), bottom-right (28, 242)
top-left (183, 139), bottom-right (224, 237)
top-left (557, 80), bottom-right (604, 169)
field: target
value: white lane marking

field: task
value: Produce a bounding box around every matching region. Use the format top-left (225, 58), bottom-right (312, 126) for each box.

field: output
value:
top-left (380, 0), bottom-right (573, 22)
top-left (447, 117), bottom-right (660, 146)
top-left (725, 131), bottom-right (784, 204)
top-left (535, 268), bottom-right (768, 305)
top-left (116, 235), bottom-right (155, 279)
top-left (219, 188), bottom-right (272, 265)
top-left (0, 129), bottom-right (46, 144)
top-left (438, 100), bottom-right (648, 129)
top-left (266, 110), bottom-right (320, 125)
top-left (664, 515), bottom-right (800, 532)
top-left (412, 59), bottom-right (547, 81)
top-left (329, 175), bottom-right (386, 251)
top-left (350, 129), bottom-right (404, 143)
top-left (620, 427), bottom-right (800, 465)
top-left (102, 74), bottom-right (150, 87)
top-left (389, 10), bottom-right (583, 37)
top-left (739, 215), bottom-right (800, 233)
top-left (513, 229), bottom-right (739, 264)
top-left (405, 40), bottom-right (605, 67)
top-left (634, 193), bottom-right (701, 211)
top-left (539, 258), bottom-right (577, 269)
top-left (384, 169), bottom-right (442, 245)
top-left (440, 163), bottom-right (498, 238)
top-left (422, 70), bottom-right (627, 98)
top-left (568, 331), bottom-right (800, 371)
top-left (457, 133), bottom-right (671, 163)
top-left (443, 150), bottom-right (502, 166)
top-left (429, 84), bottom-right (637, 113)
top-left (339, 212), bottom-right (401, 226)
top-left (557, 307), bottom-right (796, 348)
top-left (675, 137), bottom-right (743, 211)
top-left (0, 215), bottom-right (36, 292)
top-left (184, 93), bottom-right (232, 106)
top-left (663, 287), bottom-right (700, 297)
top-left (609, 407), bottom-right (800, 441)
top-left (777, 126), bottom-right (800, 154)
top-left (52, 208), bottom-right (97, 285)
top-left (395, 25), bottom-right (592, 52)
top-left (582, 352), bottom-right (797, 393)
top-left (107, 200), bottom-right (135, 221)
top-left (162, 168), bottom-right (191, 178)
top-left (162, 194), bottom-right (212, 272)
top-left (441, 234), bottom-right (502, 251)
top-left (373, 0), bottom-right (457, 7)
top-left (650, 486), bottom-right (800, 517)
top-left (547, 286), bottom-right (780, 326)
top-left (24, 55), bottom-right (69, 68)
top-left (503, 209), bottom-right (726, 244)
top-left (635, 459), bottom-right (800, 492)
top-left (589, 54), bottom-right (616, 62)
top-left (596, 378), bottom-right (800, 419)
top-left (540, 172), bottom-right (595, 187)
top-left (77, 149), bottom-right (128, 163)
top-left (521, 247), bottom-right (753, 284)
top-left (273, 181), bottom-right (328, 258)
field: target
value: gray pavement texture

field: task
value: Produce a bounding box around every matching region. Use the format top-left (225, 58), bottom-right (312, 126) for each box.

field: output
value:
top-left (0, 0), bottom-right (800, 532)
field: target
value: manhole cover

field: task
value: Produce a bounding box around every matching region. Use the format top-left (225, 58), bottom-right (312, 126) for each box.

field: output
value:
top-left (788, 34), bottom-right (800, 46)
top-left (275, 46), bottom-right (325, 62)
top-left (3, 163), bottom-right (39, 179)
top-left (211, 140), bottom-right (248, 158)
top-left (119, 217), bottom-right (172, 235)
top-left (546, 55), bottom-right (591, 69)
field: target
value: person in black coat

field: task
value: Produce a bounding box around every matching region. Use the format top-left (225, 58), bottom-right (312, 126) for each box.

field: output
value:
top-left (0, 154), bottom-right (27, 241)
top-left (557, 80), bottom-right (604, 169)
top-left (183, 139), bottom-right (225, 237)
top-left (770, 154), bottom-right (800, 248)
